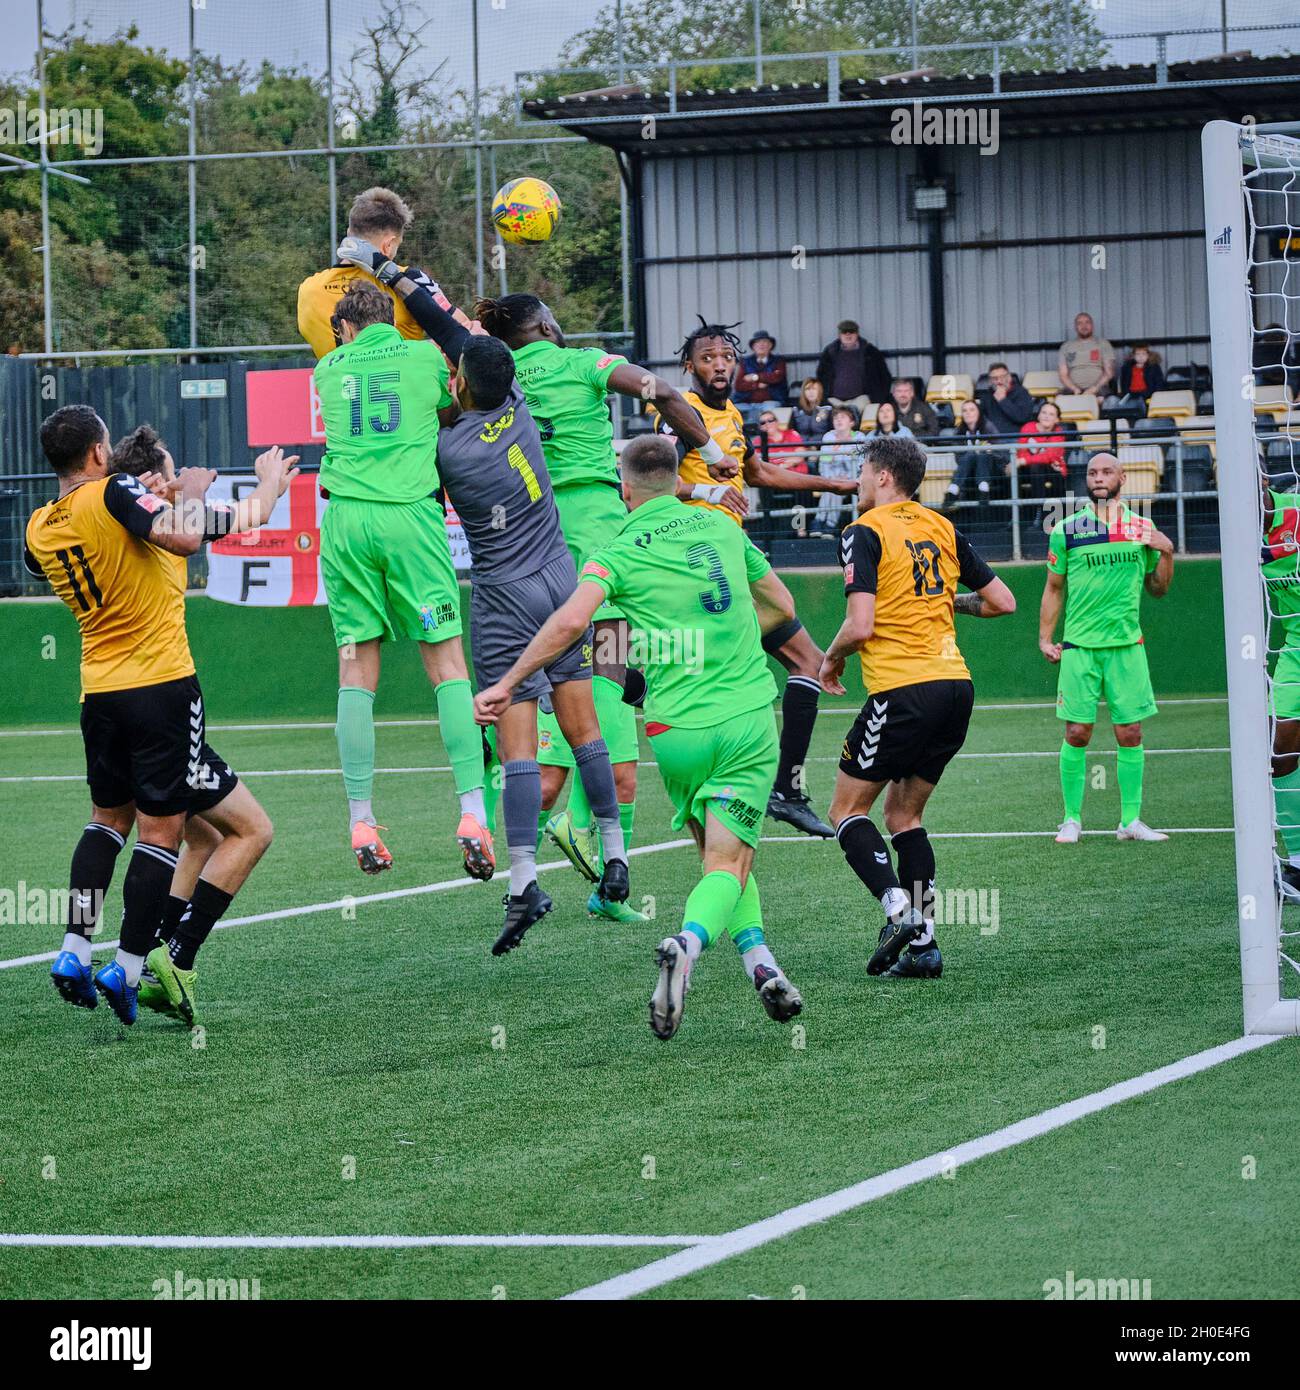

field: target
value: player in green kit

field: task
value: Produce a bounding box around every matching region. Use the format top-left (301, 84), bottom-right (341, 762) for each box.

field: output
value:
top-left (1261, 486), bottom-right (1300, 899)
top-left (315, 284), bottom-right (492, 879)
top-left (1038, 453), bottom-right (1174, 843)
top-left (475, 435), bottom-right (804, 1040)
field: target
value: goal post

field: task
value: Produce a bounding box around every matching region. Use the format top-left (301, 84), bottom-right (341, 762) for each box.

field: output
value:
top-left (1202, 119), bottom-right (1300, 1035)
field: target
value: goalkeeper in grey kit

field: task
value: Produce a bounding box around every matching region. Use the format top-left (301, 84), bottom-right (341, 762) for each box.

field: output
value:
top-left (431, 324), bottom-right (634, 954)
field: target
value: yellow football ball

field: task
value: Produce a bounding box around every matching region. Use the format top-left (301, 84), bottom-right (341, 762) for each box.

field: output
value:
top-left (491, 177), bottom-right (562, 245)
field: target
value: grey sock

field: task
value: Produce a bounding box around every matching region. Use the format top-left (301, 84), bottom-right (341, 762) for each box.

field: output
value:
top-left (504, 759), bottom-right (542, 896)
top-left (573, 738), bottom-right (625, 868)
top-left (348, 798), bottom-right (374, 827)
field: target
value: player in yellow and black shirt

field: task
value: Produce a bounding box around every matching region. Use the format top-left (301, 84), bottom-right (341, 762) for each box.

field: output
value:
top-left (25, 406), bottom-right (294, 1027)
top-left (650, 317), bottom-right (861, 839)
top-left (297, 187), bottom-right (465, 358)
top-left (820, 435), bottom-right (1015, 980)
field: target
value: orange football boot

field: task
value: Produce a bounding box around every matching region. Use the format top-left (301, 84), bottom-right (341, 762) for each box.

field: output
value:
top-left (457, 813), bottom-right (496, 881)
top-left (351, 821), bottom-right (393, 874)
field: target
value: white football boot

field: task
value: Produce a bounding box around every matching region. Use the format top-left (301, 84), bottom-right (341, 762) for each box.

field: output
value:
top-left (1117, 819), bottom-right (1168, 842)
top-left (1055, 819), bottom-right (1082, 844)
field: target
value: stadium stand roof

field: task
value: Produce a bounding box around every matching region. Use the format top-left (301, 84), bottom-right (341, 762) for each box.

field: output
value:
top-left (521, 51), bottom-right (1300, 153)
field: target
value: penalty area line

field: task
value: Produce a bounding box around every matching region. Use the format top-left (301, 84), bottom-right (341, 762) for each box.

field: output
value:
top-left (0, 1232), bottom-right (708, 1250)
top-left (561, 1033), bottom-right (1287, 1301)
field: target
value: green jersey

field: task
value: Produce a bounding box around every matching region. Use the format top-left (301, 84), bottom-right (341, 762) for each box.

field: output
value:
top-left (315, 322), bottom-right (451, 503)
top-left (1263, 490), bottom-right (1300, 633)
top-left (1046, 504), bottom-right (1161, 648)
top-left (578, 494), bottom-right (778, 728)
top-left (511, 340), bottom-right (626, 488)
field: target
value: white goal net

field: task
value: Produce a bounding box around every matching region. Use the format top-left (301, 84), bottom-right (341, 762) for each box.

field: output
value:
top-left (1203, 120), bottom-right (1300, 1034)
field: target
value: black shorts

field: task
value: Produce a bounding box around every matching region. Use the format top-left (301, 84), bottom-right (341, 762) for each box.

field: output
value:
top-left (80, 674), bottom-right (239, 817)
top-left (839, 679), bottom-right (975, 786)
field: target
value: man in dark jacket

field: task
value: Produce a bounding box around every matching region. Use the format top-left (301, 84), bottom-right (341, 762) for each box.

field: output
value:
top-left (816, 319), bottom-right (891, 413)
top-left (734, 330), bottom-right (789, 408)
top-left (977, 362), bottom-right (1036, 440)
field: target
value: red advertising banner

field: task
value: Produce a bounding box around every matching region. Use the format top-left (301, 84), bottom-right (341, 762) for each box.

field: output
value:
top-left (245, 368), bottom-right (325, 446)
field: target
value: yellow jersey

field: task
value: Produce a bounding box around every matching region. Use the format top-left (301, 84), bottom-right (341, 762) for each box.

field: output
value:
top-left (840, 501), bottom-right (992, 694)
top-left (24, 475), bottom-right (195, 695)
top-left (651, 390), bottom-right (749, 524)
top-left (297, 264), bottom-right (426, 359)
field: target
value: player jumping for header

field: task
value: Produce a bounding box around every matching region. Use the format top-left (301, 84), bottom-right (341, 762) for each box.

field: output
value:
top-left (315, 284), bottom-right (492, 880)
top-left (820, 436), bottom-right (1015, 980)
top-left (1039, 452), bottom-right (1174, 844)
top-left (657, 316), bottom-right (861, 838)
top-left (434, 328), bottom-right (632, 951)
top-left (476, 435), bottom-right (804, 1040)
top-left (331, 239), bottom-right (731, 918)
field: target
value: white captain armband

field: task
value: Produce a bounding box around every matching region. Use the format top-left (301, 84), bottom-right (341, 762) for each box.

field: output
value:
top-left (691, 483), bottom-right (730, 504)
top-left (698, 437), bottom-right (726, 466)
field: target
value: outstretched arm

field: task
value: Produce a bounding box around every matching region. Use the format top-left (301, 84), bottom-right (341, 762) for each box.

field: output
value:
top-left (604, 363), bottom-right (729, 476)
top-left (744, 447), bottom-right (856, 494)
top-left (336, 237), bottom-right (474, 362)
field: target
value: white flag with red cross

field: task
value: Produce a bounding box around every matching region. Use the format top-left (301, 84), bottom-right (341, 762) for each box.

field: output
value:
top-left (205, 472), bottom-right (327, 606)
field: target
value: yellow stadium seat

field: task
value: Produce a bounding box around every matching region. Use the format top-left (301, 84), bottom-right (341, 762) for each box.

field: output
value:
top-left (1253, 384), bottom-right (1295, 421)
top-left (924, 374), bottom-right (974, 404)
top-left (1022, 371), bottom-right (1061, 398)
top-left (1055, 393), bottom-right (1100, 422)
top-left (1117, 444), bottom-right (1163, 495)
top-left (858, 402), bottom-right (879, 430)
top-left (919, 450), bottom-right (957, 506)
top-left (1076, 419), bottom-right (1116, 451)
top-left (1146, 390), bottom-right (1198, 421)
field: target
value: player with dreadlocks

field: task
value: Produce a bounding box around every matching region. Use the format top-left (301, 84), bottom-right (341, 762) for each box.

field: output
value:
top-left (328, 240), bottom-right (733, 922)
top-left (649, 316), bottom-right (859, 838)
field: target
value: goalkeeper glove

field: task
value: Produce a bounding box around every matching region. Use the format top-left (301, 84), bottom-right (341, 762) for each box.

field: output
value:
top-left (336, 235), bottom-right (401, 286)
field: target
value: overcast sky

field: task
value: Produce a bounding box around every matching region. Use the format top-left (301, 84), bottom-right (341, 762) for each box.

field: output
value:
top-left (6, 0), bottom-right (1297, 93)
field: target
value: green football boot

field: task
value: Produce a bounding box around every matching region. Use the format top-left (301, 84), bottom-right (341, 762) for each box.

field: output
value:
top-left (543, 810), bottom-right (600, 882)
top-left (145, 945), bottom-right (199, 1026)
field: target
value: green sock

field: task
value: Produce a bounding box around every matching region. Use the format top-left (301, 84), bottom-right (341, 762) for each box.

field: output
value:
top-left (566, 769), bottom-right (591, 831)
top-left (726, 875), bottom-right (764, 953)
top-left (336, 686), bottom-right (376, 802)
top-left (1059, 741), bottom-right (1087, 823)
top-left (482, 726), bottom-right (500, 835)
top-left (681, 870), bottom-right (744, 951)
top-left (619, 800), bottom-right (636, 852)
top-left (1274, 766), bottom-right (1300, 859)
top-left (536, 807), bottom-right (551, 853)
top-left (1116, 744), bottom-right (1145, 825)
top-left (435, 678), bottom-right (485, 796)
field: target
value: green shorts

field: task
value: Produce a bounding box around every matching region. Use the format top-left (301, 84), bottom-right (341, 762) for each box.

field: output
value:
top-left (538, 675), bottom-right (640, 769)
top-left (1056, 642), bottom-right (1158, 726)
top-left (320, 495), bottom-right (462, 648)
top-left (553, 481), bottom-right (626, 622)
top-left (648, 705), bottom-right (779, 848)
top-left (1272, 645), bottom-right (1300, 720)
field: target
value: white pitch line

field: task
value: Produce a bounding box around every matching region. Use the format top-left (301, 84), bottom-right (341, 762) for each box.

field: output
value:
top-left (0, 696), bottom-right (1228, 739)
top-left (0, 837), bottom-right (695, 972)
top-left (0, 1232), bottom-right (707, 1251)
top-left (0, 829), bottom-right (1233, 973)
top-left (0, 747), bottom-right (1229, 785)
top-left (562, 1033), bottom-right (1287, 1301)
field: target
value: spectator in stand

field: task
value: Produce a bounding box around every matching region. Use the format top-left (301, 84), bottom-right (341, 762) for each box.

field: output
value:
top-left (977, 362), bottom-right (1036, 440)
top-left (792, 377), bottom-right (833, 441)
top-left (1117, 343), bottom-right (1165, 401)
top-left (1058, 312), bottom-right (1116, 397)
top-left (865, 399), bottom-right (913, 440)
top-left (733, 330), bottom-right (789, 413)
top-left (891, 377), bottom-right (938, 438)
top-left (757, 410), bottom-right (808, 471)
top-left (815, 319), bottom-right (891, 415)
top-left (1017, 399), bottom-right (1067, 498)
top-left (812, 405), bottom-right (866, 536)
top-left (942, 397), bottom-right (1004, 510)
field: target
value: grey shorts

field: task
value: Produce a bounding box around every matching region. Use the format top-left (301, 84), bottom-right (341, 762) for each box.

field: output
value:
top-left (470, 554), bottom-right (594, 704)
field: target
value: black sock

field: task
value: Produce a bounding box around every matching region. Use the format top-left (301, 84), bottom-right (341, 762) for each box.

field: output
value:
top-left (120, 842), bottom-right (179, 957)
top-left (836, 815), bottom-right (902, 902)
top-left (167, 879), bottom-right (234, 971)
top-left (156, 893), bottom-right (189, 947)
top-left (66, 822), bottom-right (126, 937)
top-left (774, 676), bottom-right (820, 798)
top-left (891, 827), bottom-right (935, 919)
top-left (621, 668), bottom-right (647, 708)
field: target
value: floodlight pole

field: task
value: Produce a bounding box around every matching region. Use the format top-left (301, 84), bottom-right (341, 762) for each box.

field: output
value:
top-left (37, 0), bottom-right (52, 355)
top-left (188, 0), bottom-right (198, 360)
top-left (472, 0), bottom-right (484, 303)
